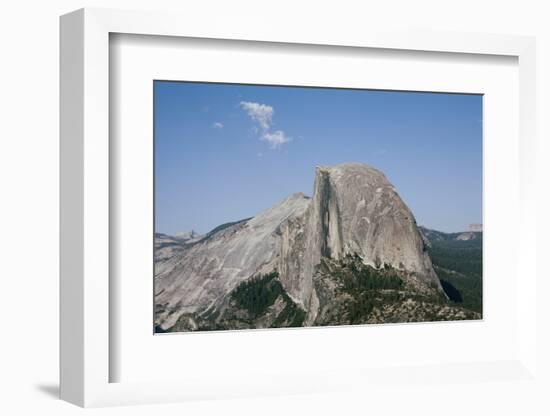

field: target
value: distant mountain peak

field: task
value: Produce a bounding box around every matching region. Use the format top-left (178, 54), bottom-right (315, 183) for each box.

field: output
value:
top-left (175, 230), bottom-right (201, 240)
top-left (418, 225), bottom-right (482, 245)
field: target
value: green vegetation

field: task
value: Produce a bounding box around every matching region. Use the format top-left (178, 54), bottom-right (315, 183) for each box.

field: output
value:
top-left (231, 271), bottom-right (283, 318)
top-left (271, 298), bottom-right (306, 328)
top-left (435, 268), bottom-right (482, 313)
top-left (428, 237), bottom-right (482, 314)
top-left (229, 271), bottom-right (306, 327)
top-left (165, 232), bottom-right (483, 332)
top-left (325, 255), bottom-right (406, 324)
top-left (429, 237), bottom-right (482, 277)
top-left (312, 254), bottom-right (471, 325)
top-left (340, 261), bottom-right (403, 293)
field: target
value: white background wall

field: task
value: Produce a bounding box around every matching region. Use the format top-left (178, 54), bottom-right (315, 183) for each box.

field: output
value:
top-left (0, 1), bottom-right (548, 415)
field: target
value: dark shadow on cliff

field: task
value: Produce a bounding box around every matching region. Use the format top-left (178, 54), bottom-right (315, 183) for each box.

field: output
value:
top-left (440, 279), bottom-right (463, 303)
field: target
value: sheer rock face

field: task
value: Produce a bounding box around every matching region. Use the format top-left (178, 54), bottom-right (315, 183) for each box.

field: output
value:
top-left (278, 163), bottom-right (443, 323)
top-left (155, 163), bottom-right (443, 330)
top-left (155, 193), bottom-right (310, 330)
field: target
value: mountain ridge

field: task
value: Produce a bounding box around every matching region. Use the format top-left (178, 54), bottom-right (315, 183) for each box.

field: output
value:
top-left (155, 163), bottom-right (479, 332)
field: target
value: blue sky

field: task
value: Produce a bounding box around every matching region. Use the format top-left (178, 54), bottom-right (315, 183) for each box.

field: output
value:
top-left (155, 81), bottom-right (482, 235)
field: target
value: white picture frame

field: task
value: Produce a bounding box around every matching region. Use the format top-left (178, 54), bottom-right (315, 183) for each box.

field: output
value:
top-left (60, 7), bottom-right (538, 408)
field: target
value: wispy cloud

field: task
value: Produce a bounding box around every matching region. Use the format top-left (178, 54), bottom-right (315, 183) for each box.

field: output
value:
top-left (239, 101), bottom-right (293, 150)
top-left (212, 122), bottom-right (224, 129)
top-left (261, 130), bottom-right (292, 149)
top-left (239, 101), bottom-right (274, 130)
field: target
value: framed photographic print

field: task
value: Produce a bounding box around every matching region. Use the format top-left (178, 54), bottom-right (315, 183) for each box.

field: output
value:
top-left (60, 7), bottom-right (539, 409)
top-left (153, 82), bottom-right (483, 334)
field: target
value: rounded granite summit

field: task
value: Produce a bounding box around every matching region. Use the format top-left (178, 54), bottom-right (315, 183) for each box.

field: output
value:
top-left (155, 163), bottom-right (445, 331)
top-left (277, 162), bottom-right (443, 317)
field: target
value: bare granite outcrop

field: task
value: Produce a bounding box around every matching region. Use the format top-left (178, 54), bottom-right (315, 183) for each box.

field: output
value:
top-left (155, 163), bottom-right (444, 330)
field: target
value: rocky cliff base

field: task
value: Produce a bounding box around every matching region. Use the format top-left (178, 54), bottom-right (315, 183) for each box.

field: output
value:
top-left (154, 163), bottom-right (481, 332)
top-left (157, 255), bottom-right (479, 333)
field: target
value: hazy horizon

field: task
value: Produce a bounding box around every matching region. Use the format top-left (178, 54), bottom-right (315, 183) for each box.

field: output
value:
top-left (155, 82), bottom-right (482, 235)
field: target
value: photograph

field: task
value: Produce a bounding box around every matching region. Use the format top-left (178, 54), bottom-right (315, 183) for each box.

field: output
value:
top-left (153, 81), bottom-right (483, 333)
top-left (1, 0), bottom-right (544, 412)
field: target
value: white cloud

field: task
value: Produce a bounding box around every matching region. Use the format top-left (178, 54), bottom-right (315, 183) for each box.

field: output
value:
top-left (239, 101), bottom-right (274, 130)
top-left (262, 130), bottom-right (292, 149)
top-left (212, 122), bottom-right (223, 129)
top-left (239, 101), bottom-right (296, 150)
